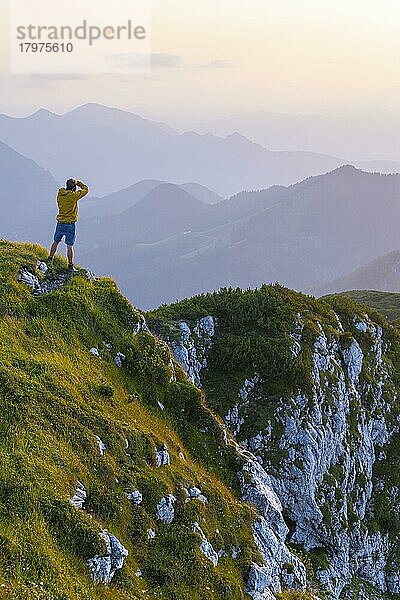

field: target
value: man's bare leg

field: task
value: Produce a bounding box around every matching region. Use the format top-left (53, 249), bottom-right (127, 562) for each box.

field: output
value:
top-left (48, 241), bottom-right (59, 263)
top-left (67, 245), bottom-right (74, 268)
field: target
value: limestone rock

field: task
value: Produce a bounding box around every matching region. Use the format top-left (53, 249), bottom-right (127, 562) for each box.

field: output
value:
top-left (192, 522), bottom-right (218, 567)
top-left (133, 315), bottom-right (149, 335)
top-left (168, 316), bottom-right (215, 387)
top-left (95, 435), bottom-right (106, 455)
top-left (70, 481), bottom-right (86, 509)
top-left (36, 260), bottom-right (48, 275)
top-left (188, 487), bottom-right (208, 504)
top-left (156, 495), bottom-right (176, 524)
top-left (126, 489), bottom-right (143, 505)
top-left (341, 339), bottom-right (363, 384)
top-left (88, 530), bottom-right (128, 584)
top-left (115, 352), bottom-right (126, 367)
top-left (18, 268), bottom-right (41, 292)
top-left (155, 444), bottom-right (170, 467)
top-left (245, 563), bottom-right (276, 600)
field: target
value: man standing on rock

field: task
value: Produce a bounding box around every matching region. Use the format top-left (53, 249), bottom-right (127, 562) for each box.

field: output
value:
top-left (47, 178), bottom-right (89, 273)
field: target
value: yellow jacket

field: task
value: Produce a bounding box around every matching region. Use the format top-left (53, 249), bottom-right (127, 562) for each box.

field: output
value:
top-left (56, 181), bottom-right (89, 223)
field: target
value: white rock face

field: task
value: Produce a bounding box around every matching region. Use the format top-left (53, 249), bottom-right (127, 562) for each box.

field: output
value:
top-left (246, 563), bottom-right (276, 600)
top-left (115, 352), bottom-right (126, 367)
top-left (95, 435), bottom-right (106, 455)
top-left (155, 444), bottom-right (171, 467)
top-left (341, 338), bottom-right (363, 384)
top-left (169, 317), bottom-right (215, 387)
top-left (133, 315), bottom-right (150, 335)
top-left (163, 311), bottom-right (400, 599)
top-left (225, 375), bottom-right (259, 436)
top-left (225, 404), bottom-right (245, 437)
top-left (156, 495), bottom-right (176, 524)
top-left (36, 260), bottom-right (48, 275)
top-left (18, 268), bottom-right (42, 292)
top-left (70, 481), bottom-right (87, 509)
top-left (188, 487), bottom-right (208, 504)
top-left (192, 522), bottom-right (219, 567)
top-left (126, 490), bottom-right (142, 505)
top-left (163, 316), bottom-right (307, 597)
top-left (90, 347), bottom-right (101, 358)
top-left (87, 530), bottom-right (128, 584)
top-left (18, 264), bottom-right (94, 295)
top-left (237, 448), bottom-right (306, 593)
top-left (245, 318), bottom-right (399, 598)
top-left (147, 528), bottom-right (156, 540)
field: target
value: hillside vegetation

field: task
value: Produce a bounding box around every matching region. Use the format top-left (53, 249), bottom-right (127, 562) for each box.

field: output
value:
top-left (149, 285), bottom-right (400, 598)
top-left (327, 289), bottom-right (400, 322)
top-left (0, 241), bottom-right (262, 600)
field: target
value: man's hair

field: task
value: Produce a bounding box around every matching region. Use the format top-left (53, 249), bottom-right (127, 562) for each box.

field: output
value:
top-left (66, 178), bottom-right (76, 191)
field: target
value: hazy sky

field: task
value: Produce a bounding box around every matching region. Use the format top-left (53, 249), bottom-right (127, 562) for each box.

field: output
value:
top-left (1, 0), bottom-right (400, 122)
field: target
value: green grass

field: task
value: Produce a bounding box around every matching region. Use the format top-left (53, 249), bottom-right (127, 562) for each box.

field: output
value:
top-left (324, 290), bottom-right (400, 322)
top-left (0, 241), bottom-right (260, 599)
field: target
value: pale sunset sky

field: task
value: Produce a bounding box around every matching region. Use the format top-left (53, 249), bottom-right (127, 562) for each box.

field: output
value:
top-left (0, 0), bottom-right (399, 121)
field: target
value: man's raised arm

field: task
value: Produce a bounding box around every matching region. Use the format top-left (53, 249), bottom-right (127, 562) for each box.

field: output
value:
top-left (75, 180), bottom-right (89, 200)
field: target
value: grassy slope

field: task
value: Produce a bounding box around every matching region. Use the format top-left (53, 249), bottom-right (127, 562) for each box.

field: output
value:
top-left (325, 290), bottom-right (400, 322)
top-left (0, 241), bottom-right (262, 600)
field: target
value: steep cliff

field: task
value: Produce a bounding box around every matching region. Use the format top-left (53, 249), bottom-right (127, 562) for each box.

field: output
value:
top-left (149, 285), bottom-right (400, 599)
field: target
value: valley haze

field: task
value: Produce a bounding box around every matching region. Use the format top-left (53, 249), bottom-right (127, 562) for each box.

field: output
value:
top-left (1, 102), bottom-right (400, 309)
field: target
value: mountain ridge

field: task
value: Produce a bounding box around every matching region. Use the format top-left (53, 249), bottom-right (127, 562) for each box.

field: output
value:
top-left (0, 103), bottom-right (379, 197)
top-left (79, 166), bottom-right (400, 309)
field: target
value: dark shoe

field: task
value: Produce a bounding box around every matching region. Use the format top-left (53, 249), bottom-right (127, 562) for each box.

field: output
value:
top-left (67, 264), bottom-right (78, 275)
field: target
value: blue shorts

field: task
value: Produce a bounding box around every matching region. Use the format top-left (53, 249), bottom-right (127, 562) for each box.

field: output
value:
top-left (54, 222), bottom-right (76, 246)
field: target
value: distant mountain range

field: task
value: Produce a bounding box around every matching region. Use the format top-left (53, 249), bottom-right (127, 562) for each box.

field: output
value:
top-left (312, 250), bottom-right (400, 297)
top-left (77, 165), bottom-right (400, 308)
top-left (0, 140), bottom-right (57, 243)
top-left (0, 103), bottom-right (396, 198)
top-left (193, 109), bottom-right (400, 164)
top-left (81, 180), bottom-right (223, 219)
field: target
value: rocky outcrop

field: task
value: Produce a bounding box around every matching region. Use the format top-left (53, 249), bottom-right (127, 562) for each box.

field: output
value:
top-left (255, 317), bottom-right (399, 598)
top-left (168, 316), bottom-right (215, 387)
top-left (225, 375), bottom-right (259, 436)
top-left (115, 352), bottom-right (126, 367)
top-left (95, 435), bottom-right (106, 455)
top-left (70, 481), bottom-right (87, 509)
top-left (240, 317), bottom-right (399, 598)
top-left (237, 447), bottom-right (306, 594)
top-left (133, 315), bottom-right (150, 335)
top-left (187, 487), bottom-right (208, 504)
top-left (161, 315), bottom-right (307, 597)
top-left (192, 522), bottom-right (219, 567)
top-left (18, 262), bottom-right (95, 296)
top-left (246, 564), bottom-right (276, 600)
top-left (126, 489), bottom-right (143, 505)
top-left (87, 530), bottom-right (128, 584)
top-left (155, 444), bottom-right (171, 467)
top-left (19, 265), bottom-right (68, 295)
top-left (156, 495), bottom-right (176, 524)
top-left (161, 309), bottom-right (400, 599)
